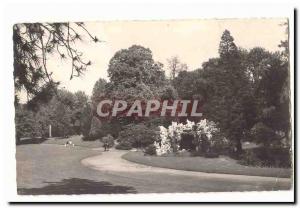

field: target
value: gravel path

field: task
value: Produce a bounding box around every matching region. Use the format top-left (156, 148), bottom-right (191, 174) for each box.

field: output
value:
top-left (81, 150), bottom-right (292, 193)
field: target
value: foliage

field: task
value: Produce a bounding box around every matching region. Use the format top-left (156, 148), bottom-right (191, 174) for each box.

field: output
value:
top-left (80, 103), bottom-right (93, 137)
top-left (15, 106), bottom-right (42, 142)
top-left (87, 116), bottom-right (103, 140)
top-left (218, 30), bottom-right (238, 58)
top-left (172, 69), bottom-right (207, 100)
top-left (154, 126), bottom-right (172, 156)
top-left (106, 45), bottom-right (173, 103)
top-left (193, 119), bottom-right (224, 154)
top-left (91, 78), bottom-right (107, 109)
top-left (100, 45), bottom-right (178, 138)
top-left (167, 56), bottom-right (188, 80)
top-left (239, 147), bottom-right (291, 168)
top-left (117, 124), bottom-right (157, 149)
top-left (35, 90), bottom-right (74, 137)
top-left (250, 122), bottom-right (281, 147)
top-left (144, 144), bottom-right (157, 155)
top-left (201, 30), bottom-right (251, 155)
top-left (115, 141), bottom-right (132, 150)
top-left (15, 89), bottom-right (91, 140)
top-left (102, 134), bottom-right (115, 147)
top-left (154, 119), bottom-right (222, 156)
top-left (13, 22), bottom-right (99, 103)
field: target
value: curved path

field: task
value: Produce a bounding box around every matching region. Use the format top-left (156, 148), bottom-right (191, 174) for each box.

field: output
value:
top-left (82, 150), bottom-right (292, 193)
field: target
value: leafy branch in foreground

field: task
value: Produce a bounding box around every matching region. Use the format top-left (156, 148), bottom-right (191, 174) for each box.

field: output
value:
top-left (13, 22), bottom-right (100, 102)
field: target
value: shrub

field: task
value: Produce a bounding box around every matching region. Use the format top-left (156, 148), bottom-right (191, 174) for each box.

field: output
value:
top-left (155, 119), bottom-right (221, 156)
top-left (102, 134), bottom-right (114, 148)
top-left (117, 124), bottom-right (157, 148)
top-left (100, 120), bottom-right (122, 138)
top-left (88, 116), bottom-right (103, 140)
top-left (250, 122), bottom-right (280, 147)
top-left (154, 126), bottom-right (172, 156)
top-left (115, 141), bottom-right (132, 150)
top-left (144, 144), bottom-right (156, 155)
top-left (239, 147), bottom-right (291, 168)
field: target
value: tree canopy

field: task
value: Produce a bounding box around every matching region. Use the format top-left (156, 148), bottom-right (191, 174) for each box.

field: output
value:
top-left (106, 45), bottom-right (176, 103)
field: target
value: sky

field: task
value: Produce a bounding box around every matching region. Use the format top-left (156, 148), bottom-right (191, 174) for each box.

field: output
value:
top-left (20, 18), bottom-right (288, 102)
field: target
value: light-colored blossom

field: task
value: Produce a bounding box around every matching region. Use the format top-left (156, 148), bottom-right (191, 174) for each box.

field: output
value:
top-left (154, 126), bottom-right (172, 156)
top-left (154, 119), bottom-right (220, 155)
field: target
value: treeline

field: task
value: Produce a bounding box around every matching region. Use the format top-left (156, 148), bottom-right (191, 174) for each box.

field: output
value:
top-left (15, 90), bottom-right (91, 142)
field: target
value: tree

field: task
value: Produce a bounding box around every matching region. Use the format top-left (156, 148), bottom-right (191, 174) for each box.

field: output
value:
top-left (42, 90), bottom-right (75, 137)
top-left (106, 45), bottom-right (176, 103)
top-left (15, 89), bottom-right (85, 139)
top-left (13, 22), bottom-right (99, 103)
top-left (72, 91), bottom-right (89, 134)
top-left (80, 102), bottom-right (93, 138)
top-left (250, 122), bottom-right (280, 147)
top-left (202, 30), bottom-right (251, 156)
top-left (91, 78), bottom-right (107, 108)
top-left (94, 45), bottom-right (178, 137)
top-left (245, 49), bottom-right (290, 146)
top-left (15, 105), bottom-right (37, 142)
top-left (218, 30), bottom-right (238, 58)
top-left (172, 69), bottom-right (208, 100)
top-left (167, 56), bottom-right (188, 80)
top-left (107, 45), bottom-right (166, 89)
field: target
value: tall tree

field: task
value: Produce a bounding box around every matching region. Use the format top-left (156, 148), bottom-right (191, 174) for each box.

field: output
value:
top-left (245, 49), bottom-right (289, 146)
top-left (103, 45), bottom-right (177, 135)
top-left (203, 30), bottom-right (251, 155)
top-left (107, 45), bottom-right (176, 103)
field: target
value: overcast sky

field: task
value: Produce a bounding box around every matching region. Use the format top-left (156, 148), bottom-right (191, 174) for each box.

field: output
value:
top-left (20, 18), bottom-right (288, 102)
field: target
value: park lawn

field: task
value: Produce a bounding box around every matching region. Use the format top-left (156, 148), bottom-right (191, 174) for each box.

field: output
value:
top-left (122, 151), bottom-right (291, 178)
top-left (42, 135), bottom-right (103, 148)
top-left (16, 144), bottom-right (137, 194)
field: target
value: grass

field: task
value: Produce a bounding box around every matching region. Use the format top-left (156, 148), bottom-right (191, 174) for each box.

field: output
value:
top-left (42, 135), bottom-right (104, 148)
top-left (16, 138), bottom-right (291, 194)
top-left (16, 143), bottom-right (137, 194)
top-left (122, 151), bottom-right (291, 178)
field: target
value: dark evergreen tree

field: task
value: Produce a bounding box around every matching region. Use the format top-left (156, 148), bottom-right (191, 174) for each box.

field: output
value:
top-left (203, 30), bottom-right (251, 155)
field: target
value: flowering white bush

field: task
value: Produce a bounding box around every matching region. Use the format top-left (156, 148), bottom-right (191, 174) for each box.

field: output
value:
top-left (154, 119), bottom-right (220, 155)
top-left (168, 122), bottom-right (183, 143)
top-left (195, 119), bottom-right (219, 146)
top-left (154, 126), bottom-right (172, 156)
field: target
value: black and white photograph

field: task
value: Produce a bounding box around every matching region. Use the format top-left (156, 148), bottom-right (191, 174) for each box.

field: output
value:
top-left (0, 1), bottom-right (296, 204)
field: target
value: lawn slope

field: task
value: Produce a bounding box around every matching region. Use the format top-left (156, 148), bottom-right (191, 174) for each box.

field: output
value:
top-left (122, 151), bottom-right (291, 178)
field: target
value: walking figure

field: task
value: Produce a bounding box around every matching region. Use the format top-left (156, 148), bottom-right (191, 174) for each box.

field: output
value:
top-left (103, 142), bottom-right (109, 151)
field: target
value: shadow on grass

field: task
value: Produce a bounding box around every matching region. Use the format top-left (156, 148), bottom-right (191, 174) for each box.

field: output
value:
top-left (17, 178), bottom-right (137, 195)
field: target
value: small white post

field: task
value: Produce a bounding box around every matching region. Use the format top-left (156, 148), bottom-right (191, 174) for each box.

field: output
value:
top-left (49, 124), bottom-right (52, 138)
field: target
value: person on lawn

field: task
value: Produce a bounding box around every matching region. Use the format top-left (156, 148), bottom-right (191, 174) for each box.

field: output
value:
top-left (103, 142), bottom-right (109, 151)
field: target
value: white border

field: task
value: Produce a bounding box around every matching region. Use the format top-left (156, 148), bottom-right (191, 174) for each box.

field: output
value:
top-left (1, 0), bottom-right (295, 203)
